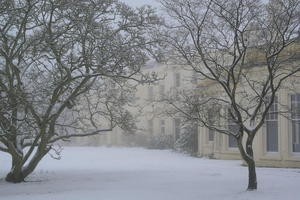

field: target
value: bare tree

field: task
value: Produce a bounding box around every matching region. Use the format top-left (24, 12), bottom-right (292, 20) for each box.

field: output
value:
top-left (160, 0), bottom-right (300, 190)
top-left (0, 0), bottom-right (162, 183)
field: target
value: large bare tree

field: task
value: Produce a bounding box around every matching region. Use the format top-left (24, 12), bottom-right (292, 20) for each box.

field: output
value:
top-left (0, 0), bottom-right (161, 183)
top-left (160, 0), bottom-right (300, 190)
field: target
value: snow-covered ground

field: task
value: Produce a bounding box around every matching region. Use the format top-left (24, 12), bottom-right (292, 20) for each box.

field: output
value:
top-left (0, 147), bottom-right (299, 200)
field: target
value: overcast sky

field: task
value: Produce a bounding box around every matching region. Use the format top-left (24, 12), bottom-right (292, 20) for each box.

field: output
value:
top-left (121, 0), bottom-right (161, 8)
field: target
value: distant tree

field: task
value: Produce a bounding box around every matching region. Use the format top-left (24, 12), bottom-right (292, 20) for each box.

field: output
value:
top-left (160, 0), bottom-right (300, 190)
top-left (0, 0), bottom-right (162, 183)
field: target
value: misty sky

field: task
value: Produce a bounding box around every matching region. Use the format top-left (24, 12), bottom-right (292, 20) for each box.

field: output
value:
top-left (121, 0), bottom-right (161, 8)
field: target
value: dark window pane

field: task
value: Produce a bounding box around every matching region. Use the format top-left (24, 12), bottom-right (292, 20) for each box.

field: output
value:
top-left (227, 109), bottom-right (238, 148)
top-left (208, 129), bottom-right (214, 141)
top-left (228, 135), bottom-right (237, 148)
top-left (174, 119), bottom-right (181, 140)
top-left (266, 96), bottom-right (278, 152)
top-left (291, 94), bottom-right (300, 152)
top-left (266, 121), bottom-right (278, 152)
top-left (292, 120), bottom-right (300, 152)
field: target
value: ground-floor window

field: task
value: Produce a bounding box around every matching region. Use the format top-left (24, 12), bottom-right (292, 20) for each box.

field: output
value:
top-left (207, 111), bottom-right (214, 142)
top-left (160, 120), bottom-right (165, 135)
top-left (266, 96), bottom-right (278, 152)
top-left (227, 110), bottom-right (238, 148)
top-left (208, 129), bottom-right (214, 142)
top-left (291, 94), bottom-right (300, 152)
top-left (148, 119), bottom-right (153, 135)
top-left (174, 118), bottom-right (181, 140)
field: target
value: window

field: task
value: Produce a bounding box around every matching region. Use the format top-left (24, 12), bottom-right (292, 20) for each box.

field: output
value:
top-left (191, 71), bottom-right (197, 84)
top-left (207, 111), bottom-right (214, 142)
top-left (175, 73), bottom-right (180, 87)
top-left (131, 93), bottom-right (140, 104)
top-left (159, 85), bottom-right (165, 99)
top-left (148, 86), bottom-right (154, 101)
top-left (266, 96), bottom-right (278, 152)
top-left (148, 120), bottom-right (153, 135)
top-left (228, 110), bottom-right (238, 148)
top-left (160, 120), bottom-right (165, 135)
top-left (291, 94), bottom-right (300, 152)
top-left (208, 129), bottom-right (214, 142)
top-left (174, 118), bottom-right (181, 140)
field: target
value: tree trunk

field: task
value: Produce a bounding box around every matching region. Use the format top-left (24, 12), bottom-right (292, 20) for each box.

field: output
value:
top-left (246, 159), bottom-right (257, 190)
top-left (237, 132), bottom-right (257, 191)
top-left (5, 157), bottom-right (25, 183)
top-left (5, 170), bottom-right (25, 183)
top-left (245, 135), bottom-right (257, 190)
top-left (5, 149), bottom-right (47, 183)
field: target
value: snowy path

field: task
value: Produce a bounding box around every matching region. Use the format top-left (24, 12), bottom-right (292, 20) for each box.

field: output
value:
top-left (0, 147), bottom-right (299, 200)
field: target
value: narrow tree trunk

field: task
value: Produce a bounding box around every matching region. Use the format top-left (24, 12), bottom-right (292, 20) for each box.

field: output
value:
top-left (245, 136), bottom-right (257, 190)
top-left (237, 132), bottom-right (257, 191)
top-left (246, 159), bottom-right (257, 190)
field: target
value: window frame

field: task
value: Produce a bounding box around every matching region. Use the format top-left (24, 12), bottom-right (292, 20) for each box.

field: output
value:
top-left (175, 73), bottom-right (180, 87)
top-left (160, 119), bottom-right (165, 135)
top-left (265, 96), bottom-right (279, 153)
top-left (290, 93), bottom-right (300, 153)
top-left (148, 119), bottom-right (154, 135)
top-left (174, 118), bottom-right (181, 140)
top-left (227, 109), bottom-right (238, 149)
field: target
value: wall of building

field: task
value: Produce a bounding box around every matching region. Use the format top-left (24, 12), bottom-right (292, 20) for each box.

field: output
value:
top-left (198, 80), bottom-right (300, 168)
top-left (75, 62), bottom-right (198, 148)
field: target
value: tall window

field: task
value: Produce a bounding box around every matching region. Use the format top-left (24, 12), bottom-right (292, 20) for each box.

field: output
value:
top-left (191, 71), bottom-right (197, 84)
top-left (148, 86), bottom-right (154, 101)
top-left (291, 94), bottom-right (300, 152)
top-left (159, 85), bottom-right (165, 99)
top-left (207, 111), bottom-right (214, 142)
top-left (174, 118), bottom-right (181, 140)
top-left (148, 120), bottom-right (153, 135)
top-left (160, 120), bottom-right (165, 135)
top-left (175, 73), bottom-right (180, 87)
top-left (266, 96), bottom-right (278, 152)
top-left (228, 110), bottom-right (238, 148)
top-left (208, 129), bottom-right (214, 142)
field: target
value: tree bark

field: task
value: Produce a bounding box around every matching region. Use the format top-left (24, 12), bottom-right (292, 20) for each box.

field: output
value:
top-left (5, 157), bottom-right (25, 183)
top-left (246, 159), bottom-right (257, 190)
top-left (5, 149), bottom-right (47, 183)
top-left (5, 171), bottom-right (25, 183)
top-left (245, 136), bottom-right (257, 190)
top-left (237, 133), bottom-right (257, 190)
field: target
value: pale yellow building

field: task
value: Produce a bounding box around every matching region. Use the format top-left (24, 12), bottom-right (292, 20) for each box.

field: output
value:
top-left (197, 46), bottom-right (300, 168)
top-left (72, 57), bottom-right (300, 169)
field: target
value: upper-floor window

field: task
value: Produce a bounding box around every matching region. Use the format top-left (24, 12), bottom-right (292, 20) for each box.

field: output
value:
top-left (291, 94), bottom-right (300, 152)
top-left (266, 96), bottom-right (278, 152)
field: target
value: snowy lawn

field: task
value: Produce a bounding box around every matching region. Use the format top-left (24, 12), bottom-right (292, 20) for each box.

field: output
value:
top-left (0, 147), bottom-right (300, 200)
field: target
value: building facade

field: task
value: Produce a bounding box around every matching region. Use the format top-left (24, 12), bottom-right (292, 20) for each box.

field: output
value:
top-left (73, 61), bottom-right (198, 149)
top-left (72, 59), bottom-right (300, 168)
top-left (196, 55), bottom-right (300, 168)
